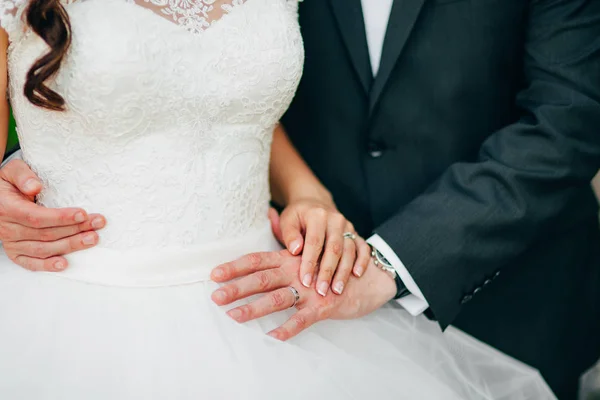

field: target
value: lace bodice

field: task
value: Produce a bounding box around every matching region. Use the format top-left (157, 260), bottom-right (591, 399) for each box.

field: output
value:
top-left (1, 0), bottom-right (304, 250)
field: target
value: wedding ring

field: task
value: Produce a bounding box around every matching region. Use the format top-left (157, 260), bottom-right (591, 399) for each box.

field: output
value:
top-left (288, 286), bottom-right (300, 308)
top-left (343, 232), bottom-right (357, 241)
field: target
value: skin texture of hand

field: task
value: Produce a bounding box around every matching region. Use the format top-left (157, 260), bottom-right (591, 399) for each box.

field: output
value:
top-left (211, 250), bottom-right (396, 341)
top-left (0, 159), bottom-right (106, 271)
top-left (268, 202), bottom-right (371, 297)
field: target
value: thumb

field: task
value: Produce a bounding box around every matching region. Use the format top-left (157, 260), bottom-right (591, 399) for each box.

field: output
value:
top-left (268, 208), bottom-right (284, 244)
top-left (0, 159), bottom-right (42, 198)
top-left (279, 210), bottom-right (304, 256)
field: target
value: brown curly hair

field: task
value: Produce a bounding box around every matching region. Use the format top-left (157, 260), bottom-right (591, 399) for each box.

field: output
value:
top-left (23, 0), bottom-right (71, 111)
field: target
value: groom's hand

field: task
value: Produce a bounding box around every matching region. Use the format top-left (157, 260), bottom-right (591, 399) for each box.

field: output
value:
top-left (0, 159), bottom-right (106, 271)
top-left (211, 251), bottom-right (396, 340)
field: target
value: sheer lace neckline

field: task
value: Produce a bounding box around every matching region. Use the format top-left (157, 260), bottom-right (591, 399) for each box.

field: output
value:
top-left (126, 0), bottom-right (249, 35)
top-left (1, 0), bottom-right (251, 37)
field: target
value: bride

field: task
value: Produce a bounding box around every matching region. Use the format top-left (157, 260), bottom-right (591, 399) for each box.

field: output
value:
top-left (0, 0), bottom-right (555, 399)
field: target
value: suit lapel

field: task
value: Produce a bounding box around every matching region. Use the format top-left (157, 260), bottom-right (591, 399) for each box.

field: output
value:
top-left (369, 0), bottom-right (427, 112)
top-left (329, 0), bottom-right (373, 94)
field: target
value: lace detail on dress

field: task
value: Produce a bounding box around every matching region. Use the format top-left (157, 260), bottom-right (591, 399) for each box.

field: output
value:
top-left (6, 0), bottom-right (304, 250)
top-left (1, 0), bottom-right (299, 39)
top-left (0, 0), bottom-right (25, 36)
top-left (134, 0), bottom-right (248, 34)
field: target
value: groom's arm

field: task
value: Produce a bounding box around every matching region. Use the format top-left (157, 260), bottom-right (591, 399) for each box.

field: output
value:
top-left (376, 0), bottom-right (600, 329)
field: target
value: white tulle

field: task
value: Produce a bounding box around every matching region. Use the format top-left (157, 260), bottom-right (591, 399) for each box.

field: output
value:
top-left (0, 0), bottom-right (555, 399)
top-left (0, 229), bottom-right (555, 400)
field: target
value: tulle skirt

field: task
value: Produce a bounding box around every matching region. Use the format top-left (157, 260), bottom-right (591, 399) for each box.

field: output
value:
top-left (0, 224), bottom-right (555, 399)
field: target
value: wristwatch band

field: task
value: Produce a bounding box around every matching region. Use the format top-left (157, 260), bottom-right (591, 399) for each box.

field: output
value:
top-left (392, 273), bottom-right (410, 300)
top-left (370, 246), bottom-right (411, 300)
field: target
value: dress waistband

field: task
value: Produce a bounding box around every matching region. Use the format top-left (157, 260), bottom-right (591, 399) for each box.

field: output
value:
top-left (48, 223), bottom-right (281, 287)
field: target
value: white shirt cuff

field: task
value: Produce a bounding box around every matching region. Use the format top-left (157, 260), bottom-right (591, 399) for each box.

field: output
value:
top-left (2, 149), bottom-right (22, 166)
top-left (367, 234), bottom-right (429, 316)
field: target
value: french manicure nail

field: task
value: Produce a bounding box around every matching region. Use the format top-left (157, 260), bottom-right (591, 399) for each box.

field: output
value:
top-left (91, 217), bottom-right (105, 229)
top-left (333, 281), bottom-right (344, 295)
top-left (54, 261), bottom-right (66, 271)
top-left (302, 273), bottom-right (312, 287)
top-left (74, 212), bottom-right (86, 223)
top-left (290, 240), bottom-right (302, 255)
top-left (82, 233), bottom-right (97, 245)
top-left (23, 179), bottom-right (40, 193)
top-left (354, 265), bottom-right (364, 277)
top-left (317, 281), bottom-right (328, 297)
top-left (228, 309), bottom-right (242, 321)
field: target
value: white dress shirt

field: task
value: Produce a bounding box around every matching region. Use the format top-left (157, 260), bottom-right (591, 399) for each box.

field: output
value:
top-left (361, 0), bottom-right (430, 315)
top-left (3, 0), bottom-right (430, 315)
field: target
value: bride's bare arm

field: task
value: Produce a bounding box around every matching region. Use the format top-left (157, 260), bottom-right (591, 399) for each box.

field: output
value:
top-left (269, 124), bottom-right (371, 297)
top-left (270, 124), bottom-right (332, 207)
top-left (0, 30), bottom-right (10, 160)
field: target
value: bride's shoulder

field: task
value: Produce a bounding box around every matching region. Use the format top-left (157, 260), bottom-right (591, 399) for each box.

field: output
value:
top-left (0, 0), bottom-right (28, 38)
top-left (0, 0), bottom-right (77, 40)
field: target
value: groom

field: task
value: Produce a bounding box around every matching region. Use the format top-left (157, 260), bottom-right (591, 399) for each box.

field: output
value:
top-left (218, 0), bottom-right (600, 398)
top-left (0, 0), bottom-right (598, 398)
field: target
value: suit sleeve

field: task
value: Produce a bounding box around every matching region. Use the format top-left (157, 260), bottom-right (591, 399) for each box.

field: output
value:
top-left (375, 0), bottom-right (600, 329)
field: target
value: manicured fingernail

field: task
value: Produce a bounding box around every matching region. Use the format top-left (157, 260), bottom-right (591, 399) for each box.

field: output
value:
top-left (213, 290), bottom-right (226, 303)
top-left (302, 273), bottom-right (312, 287)
top-left (54, 261), bottom-right (66, 271)
top-left (290, 240), bottom-right (302, 255)
top-left (74, 212), bottom-right (86, 223)
top-left (353, 265), bottom-right (364, 277)
top-left (213, 268), bottom-right (224, 279)
top-left (23, 179), bottom-right (40, 192)
top-left (317, 281), bottom-right (328, 297)
top-left (267, 331), bottom-right (280, 340)
top-left (227, 309), bottom-right (242, 321)
top-left (91, 217), bottom-right (105, 229)
top-left (82, 233), bottom-right (97, 245)
top-left (333, 281), bottom-right (344, 295)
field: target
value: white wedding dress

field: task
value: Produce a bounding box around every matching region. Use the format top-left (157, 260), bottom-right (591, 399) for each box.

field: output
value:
top-left (0, 1), bottom-right (556, 399)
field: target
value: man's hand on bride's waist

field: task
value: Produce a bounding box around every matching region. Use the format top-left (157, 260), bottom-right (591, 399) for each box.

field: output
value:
top-left (269, 199), bottom-right (371, 298)
top-left (0, 159), bottom-right (106, 272)
top-left (210, 250), bottom-right (396, 341)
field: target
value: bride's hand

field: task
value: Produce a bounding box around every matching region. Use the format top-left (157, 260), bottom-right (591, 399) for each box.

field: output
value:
top-left (268, 199), bottom-right (371, 297)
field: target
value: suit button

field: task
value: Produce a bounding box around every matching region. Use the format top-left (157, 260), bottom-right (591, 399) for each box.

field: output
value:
top-left (460, 295), bottom-right (473, 305)
top-left (367, 142), bottom-right (385, 158)
top-left (473, 287), bottom-right (482, 295)
top-left (494, 271), bottom-right (501, 278)
top-left (483, 279), bottom-right (492, 286)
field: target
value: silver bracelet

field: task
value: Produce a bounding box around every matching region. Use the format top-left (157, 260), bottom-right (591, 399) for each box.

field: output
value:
top-left (370, 245), bottom-right (397, 278)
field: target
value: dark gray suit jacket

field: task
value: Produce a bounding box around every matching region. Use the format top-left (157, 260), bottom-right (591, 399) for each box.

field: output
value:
top-left (282, 1), bottom-right (600, 397)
